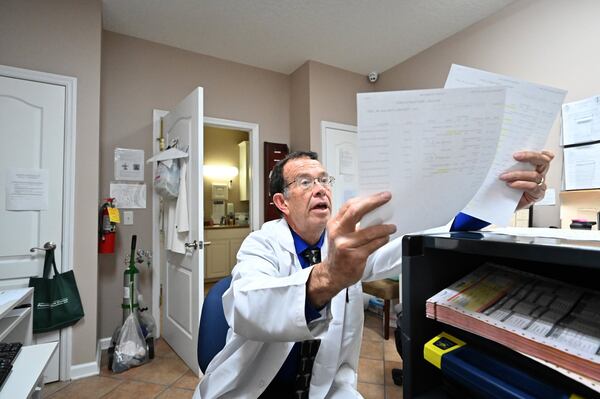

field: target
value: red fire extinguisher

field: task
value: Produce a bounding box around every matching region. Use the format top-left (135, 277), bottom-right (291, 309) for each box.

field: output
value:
top-left (99, 198), bottom-right (117, 254)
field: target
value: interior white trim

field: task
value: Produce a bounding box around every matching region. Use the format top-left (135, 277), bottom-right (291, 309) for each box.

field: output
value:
top-left (204, 116), bottom-right (260, 232)
top-left (320, 120), bottom-right (357, 167)
top-left (0, 64), bottom-right (77, 382)
top-left (70, 359), bottom-right (99, 381)
top-left (152, 109), bottom-right (168, 339)
top-left (151, 112), bottom-right (260, 340)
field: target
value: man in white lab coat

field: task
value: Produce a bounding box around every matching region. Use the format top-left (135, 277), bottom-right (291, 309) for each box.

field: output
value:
top-left (196, 149), bottom-right (552, 398)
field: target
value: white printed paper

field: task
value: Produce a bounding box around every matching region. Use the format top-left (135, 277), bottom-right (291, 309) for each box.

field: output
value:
top-left (357, 87), bottom-right (505, 236)
top-left (110, 183), bottom-right (146, 209)
top-left (564, 143), bottom-right (600, 190)
top-left (445, 64), bottom-right (567, 226)
top-left (5, 168), bottom-right (49, 210)
top-left (114, 148), bottom-right (145, 181)
top-left (562, 95), bottom-right (600, 146)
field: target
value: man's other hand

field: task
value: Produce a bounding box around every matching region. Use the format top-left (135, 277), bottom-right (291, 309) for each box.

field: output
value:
top-left (500, 150), bottom-right (554, 210)
top-left (307, 192), bottom-right (396, 308)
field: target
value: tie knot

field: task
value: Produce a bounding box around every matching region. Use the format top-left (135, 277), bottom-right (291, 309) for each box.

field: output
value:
top-left (301, 248), bottom-right (321, 266)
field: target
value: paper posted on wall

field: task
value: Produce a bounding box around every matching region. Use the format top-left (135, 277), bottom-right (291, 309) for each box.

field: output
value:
top-left (561, 95), bottom-right (600, 146)
top-left (563, 142), bottom-right (600, 190)
top-left (110, 183), bottom-right (146, 209)
top-left (114, 148), bottom-right (145, 181)
top-left (5, 168), bottom-right (49, 211)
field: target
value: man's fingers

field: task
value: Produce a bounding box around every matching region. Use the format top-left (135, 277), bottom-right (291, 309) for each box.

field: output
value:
top-left (334, 192), bottom-right (392, 229)
top-left (499, 170), bottom-right (542, 183)
top-left (334, 224), bottom-right (396, 250)
top-left (506, 180), bottom-right (543, 192)
top-left (512, 150), bottom-right (554, 172)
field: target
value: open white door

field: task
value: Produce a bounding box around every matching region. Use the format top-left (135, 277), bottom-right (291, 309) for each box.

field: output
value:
top-left (162, 88), bottom-right (205, 373)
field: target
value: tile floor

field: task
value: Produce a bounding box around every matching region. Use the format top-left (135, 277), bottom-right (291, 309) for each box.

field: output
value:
top-left (44, 312), bottom-right (402, 398)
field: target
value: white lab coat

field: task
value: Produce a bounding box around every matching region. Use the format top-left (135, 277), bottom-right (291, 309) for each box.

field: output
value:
top-left (165, 160), bottom-right (189, 254)
top-left (196, 218), bottom-right (404, 398)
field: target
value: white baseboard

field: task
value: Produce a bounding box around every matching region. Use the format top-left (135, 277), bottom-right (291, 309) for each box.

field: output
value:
top-left (70, 360), bottom-right (99, 380)
top-left (69, 336), bottom-right (111, 380)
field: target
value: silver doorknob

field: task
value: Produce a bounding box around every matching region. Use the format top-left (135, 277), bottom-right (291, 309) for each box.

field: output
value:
top-left (184, 240), bottom-right (198, 250)
top-left (30, 241), bottom-right (57, 253)
top-left (184, 240), bottom-right (211, 250)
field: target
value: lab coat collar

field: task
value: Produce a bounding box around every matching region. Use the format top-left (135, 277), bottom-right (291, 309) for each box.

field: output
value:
top-left (270, 218), bottom-right (296, 255)
top-left (270, 218), bottom-right (329, 260)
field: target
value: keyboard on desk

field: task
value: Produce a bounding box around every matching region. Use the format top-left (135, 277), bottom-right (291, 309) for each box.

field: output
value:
top-left (0, 343), bottom-right (22, 390)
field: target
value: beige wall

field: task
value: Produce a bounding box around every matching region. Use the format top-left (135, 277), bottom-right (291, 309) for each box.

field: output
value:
top-left (308, 61), bottom-right (374, 156)
top-left (99, 31), bottom-right (291, 338)
top-left (0, 0), bottom-right (102, 366)
top-left (290, 62), bottom-right (311, 152)
top-left (377, 0), bottom-right (600, 228)
top-left (203, 127), bottom-right (250, 221)
top-left (289, 61), bottom-right (373, 156)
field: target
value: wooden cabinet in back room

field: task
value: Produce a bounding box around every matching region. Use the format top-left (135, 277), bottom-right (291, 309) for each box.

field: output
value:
top-left (204, 226), bottom-right (250, 281)
top-left (264, 142), bottom-right (289, 222)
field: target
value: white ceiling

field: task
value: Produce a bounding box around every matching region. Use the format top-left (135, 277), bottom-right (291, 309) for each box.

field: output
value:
top-left (102, 0), bottom-right (515, 75)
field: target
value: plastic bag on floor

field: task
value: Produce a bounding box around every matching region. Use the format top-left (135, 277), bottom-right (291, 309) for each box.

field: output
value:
top-left (112, 312), bottom-right (148, 373)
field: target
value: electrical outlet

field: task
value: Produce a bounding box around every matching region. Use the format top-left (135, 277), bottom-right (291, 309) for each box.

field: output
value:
top-left (123, 211), bottom-right (134, 225)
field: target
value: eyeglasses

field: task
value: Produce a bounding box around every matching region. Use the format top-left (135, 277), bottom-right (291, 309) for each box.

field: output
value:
top-left (284, 175), bottom-right (335, 191)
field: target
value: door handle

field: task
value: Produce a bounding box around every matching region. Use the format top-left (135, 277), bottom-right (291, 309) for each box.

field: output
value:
top-left (184, 240), bottom-right (211, 250)
top-left (30, 241), bottom-right (57, 253)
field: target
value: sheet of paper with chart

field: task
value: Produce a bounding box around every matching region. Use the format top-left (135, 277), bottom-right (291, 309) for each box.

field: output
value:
top-left (562, 95), bottom-right (600, 146)
top-left (445, 64), bottom-right (567, 226)
top-left (357, 87), bottom-right (506, 236)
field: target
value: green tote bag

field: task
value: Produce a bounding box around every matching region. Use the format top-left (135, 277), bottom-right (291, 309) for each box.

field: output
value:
top-left (29, 249), bottom-right (85, 333)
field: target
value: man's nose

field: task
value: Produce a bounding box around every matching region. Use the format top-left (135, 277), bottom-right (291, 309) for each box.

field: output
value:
top-left (313, 182), bottom-right (326, 196)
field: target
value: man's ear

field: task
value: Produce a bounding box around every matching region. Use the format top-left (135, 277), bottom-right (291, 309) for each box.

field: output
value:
top-left (272, 192), bottom-right (289, 216)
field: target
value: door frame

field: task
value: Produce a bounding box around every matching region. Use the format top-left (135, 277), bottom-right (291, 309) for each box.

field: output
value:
top-left (320, 120), bottom-right (357, 167)
top-left (0, 64), bottom-right (77, 381)
top-left (151, 112), bottom-right (259, 337)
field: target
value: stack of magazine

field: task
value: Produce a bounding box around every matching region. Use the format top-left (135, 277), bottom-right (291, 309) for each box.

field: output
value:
top-left (426, 263), bottom-right (600, 384)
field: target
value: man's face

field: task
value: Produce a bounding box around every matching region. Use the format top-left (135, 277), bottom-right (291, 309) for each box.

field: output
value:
top-left (275, 157), bottom-right (333, 237)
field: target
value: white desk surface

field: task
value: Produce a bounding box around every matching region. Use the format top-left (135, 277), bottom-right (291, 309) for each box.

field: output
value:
top-left (0, 342), bottom-right (57, 399)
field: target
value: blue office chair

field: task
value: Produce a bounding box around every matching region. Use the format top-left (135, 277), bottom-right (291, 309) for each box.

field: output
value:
top-left (198, 275), bottom-right (232, 373)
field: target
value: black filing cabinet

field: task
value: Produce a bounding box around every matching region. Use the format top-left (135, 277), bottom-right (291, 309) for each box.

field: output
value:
top-left (400, 232), bottom-right (600, 398)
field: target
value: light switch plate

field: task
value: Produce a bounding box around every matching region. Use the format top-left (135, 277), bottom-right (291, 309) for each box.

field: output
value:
top-left (123, 211), bottom-right (134, 225)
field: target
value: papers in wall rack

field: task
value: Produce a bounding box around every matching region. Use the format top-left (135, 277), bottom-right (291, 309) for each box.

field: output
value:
top-left (564, 143), bottom-right (600, 190)
top-left (562, 95), bottom-right (600, 146)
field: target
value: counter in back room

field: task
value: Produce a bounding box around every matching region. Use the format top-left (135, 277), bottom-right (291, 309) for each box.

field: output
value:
top-left (204, 226), bottom-right (251, 281)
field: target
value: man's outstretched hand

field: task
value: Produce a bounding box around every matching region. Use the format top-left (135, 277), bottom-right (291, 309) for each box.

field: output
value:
top-left (307, 192), bottom-right (396, 308)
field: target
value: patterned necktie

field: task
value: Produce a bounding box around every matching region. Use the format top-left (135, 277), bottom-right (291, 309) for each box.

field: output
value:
top-left (301, 247), bottom-right (321, 266)
top-left (296, 247), bottom-right (322, 398)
